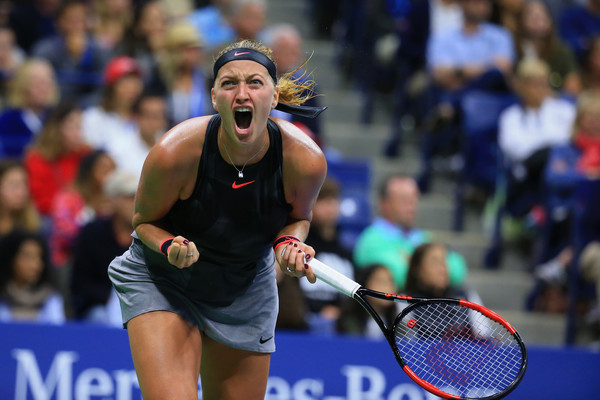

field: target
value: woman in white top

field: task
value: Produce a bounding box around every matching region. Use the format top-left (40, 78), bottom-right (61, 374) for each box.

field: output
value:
top-left (498, 58), bottom-right (576, 216)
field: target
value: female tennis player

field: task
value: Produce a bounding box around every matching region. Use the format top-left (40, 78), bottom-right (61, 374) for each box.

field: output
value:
top-left (108, 39), bottom-right (327, 399)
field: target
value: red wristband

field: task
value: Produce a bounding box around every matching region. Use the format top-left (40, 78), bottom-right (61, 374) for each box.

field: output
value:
top-left (160, 237), bottom-right (174, 256)
top-left (273, 235), bottom-right (300, 252)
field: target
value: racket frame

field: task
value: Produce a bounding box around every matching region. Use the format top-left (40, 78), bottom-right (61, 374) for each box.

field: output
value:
top-left (308, 258), bottom-right (528, 400)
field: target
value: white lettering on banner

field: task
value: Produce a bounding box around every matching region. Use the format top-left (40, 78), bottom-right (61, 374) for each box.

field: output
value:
top-left (266, 365), bottom-right (438, 400)
top-left (113, 370), bottom-right (140, 400)
top-left (342, 365), bottom-right (386, 400)
top-left (267, 377), bottom-right (325, 400)
top-left (13, 349), bottom-right (78, 400)
top-left (75, 368), bottom-right (113, 399)
top-left (10, 349), bottom-right (436, 400)
top-left (266, 377), bottom-right (292, 399)
top-left (292, 378), bottom-right (324, 399)
top-left (12, 349), bottom-right (141, 400)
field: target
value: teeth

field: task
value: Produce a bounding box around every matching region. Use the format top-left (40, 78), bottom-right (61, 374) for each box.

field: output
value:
top-left (236, 107), bottom-right (251, 112)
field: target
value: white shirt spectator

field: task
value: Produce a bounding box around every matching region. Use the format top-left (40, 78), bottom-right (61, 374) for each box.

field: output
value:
top-left (499, 97), bottom-right (576, 163)
top-left (105, 128), bottom-right (154, 179)
top-left (82, 106), bottom-right (137, 150)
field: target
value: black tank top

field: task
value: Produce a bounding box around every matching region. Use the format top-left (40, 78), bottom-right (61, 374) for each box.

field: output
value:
top-left (142, 115), bottom-right (292, 306)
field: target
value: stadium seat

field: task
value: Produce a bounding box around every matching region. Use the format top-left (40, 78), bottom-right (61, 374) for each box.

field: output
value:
top-left (454, 91), bottom-right (518, 232)
top-left (326, 157), bottom-right (372, 250)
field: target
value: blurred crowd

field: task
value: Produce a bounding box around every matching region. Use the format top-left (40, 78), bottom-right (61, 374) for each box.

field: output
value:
top-left (0, 0), bottom-right (598, 344)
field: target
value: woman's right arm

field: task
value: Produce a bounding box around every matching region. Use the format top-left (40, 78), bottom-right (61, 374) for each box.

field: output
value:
top-left (132, 117), bottom-right (208, 268)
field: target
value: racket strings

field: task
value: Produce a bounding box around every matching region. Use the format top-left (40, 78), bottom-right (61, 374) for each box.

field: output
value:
top-left (394, 302), bottom-right (523, 398)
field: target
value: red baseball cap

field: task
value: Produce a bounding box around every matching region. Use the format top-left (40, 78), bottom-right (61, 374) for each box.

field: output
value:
top-left (104, 56), bottom-right (141, 86)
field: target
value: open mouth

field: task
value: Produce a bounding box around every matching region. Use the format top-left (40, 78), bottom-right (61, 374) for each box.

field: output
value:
top-left (235, 107), bottom-right (252, 130)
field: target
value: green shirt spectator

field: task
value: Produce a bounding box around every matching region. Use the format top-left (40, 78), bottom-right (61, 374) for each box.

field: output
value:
top-left (353, 175), bottom-right (467, 289)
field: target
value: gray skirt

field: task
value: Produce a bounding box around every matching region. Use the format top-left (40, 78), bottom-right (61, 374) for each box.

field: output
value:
top-left (108, 239), bottom-right (278, 353)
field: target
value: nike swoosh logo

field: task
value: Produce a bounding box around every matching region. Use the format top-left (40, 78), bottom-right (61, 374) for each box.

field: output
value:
top-left (232, 180), bottom-right (255, 189)
top-left (259, 336), bottom-right (273, 344)
top-left (234, 51), bottom-right (250, 56)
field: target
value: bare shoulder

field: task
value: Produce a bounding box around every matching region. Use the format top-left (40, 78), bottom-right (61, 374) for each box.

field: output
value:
top-left (139, 116), bottom-right (212, 200)
top-left (148, 116), bottom-right (212, 169)
top-left (273, 117), bottom-right (327, 178)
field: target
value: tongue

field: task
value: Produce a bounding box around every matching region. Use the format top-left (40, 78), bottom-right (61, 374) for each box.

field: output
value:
top-left (235, 112), bottom-right (252, 129)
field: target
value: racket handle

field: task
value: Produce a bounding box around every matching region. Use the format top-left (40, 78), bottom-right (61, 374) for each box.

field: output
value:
top-left (308, 258), bottom-right (361, 298)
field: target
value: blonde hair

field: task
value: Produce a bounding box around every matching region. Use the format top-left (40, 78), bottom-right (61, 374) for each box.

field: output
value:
top-left (158, 22), bottom-right (204, 89)
top-left (214, 39), bottom-right (316, 106)
top-left (516, 58), bottom-right (550, 80)
top-left (572, 90), bottom-right (600, 138)
top-left (7, 59), bottom-right (59, 108)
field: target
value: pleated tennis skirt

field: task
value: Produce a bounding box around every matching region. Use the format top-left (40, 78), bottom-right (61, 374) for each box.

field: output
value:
top-left (108, 239), bottom-right (278, 353)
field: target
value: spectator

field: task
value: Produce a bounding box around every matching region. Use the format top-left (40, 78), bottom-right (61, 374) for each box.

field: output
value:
top-left (0, 59), bottom-right (59, 159)
top-left (25, 102), bottom-right (91, 217)
top-left (0, 160), bottom-right (41, 238)
top-left (514, 0), bottom-right (581, 96)
top-left (302, 178), bottom-right (355, 332)
top-left (158, 22), bottom-right (211, 126)
top-left (268, 23), bottom-right (324, 145)
top-left (490, 0), bottom-right (525, 36)
top-left (419, 0), bottom-right (515, 188)
top-left (0, 229), bottom-right (65, 324)
top-left (187, 0), bottom-right (236, 53)
top-left (81, 55), bottom-right (142, 151)
top-left (336, 264), bottom-right (397, 339)
top-left (114, 0), bottom-right (168, 92)
top-left (542, 90), bottom-right (600, 263)
top-left (106, 92), bottom-right (167, 178)
top-left (31, 0), bottom-right (111, 106)
top-left (403, 242), bottom-right (485, 339)
top-left (49, 150), bottom-right (115, 270)
top-left (91, 0), bottom-right (133, 51)
top-left (404, 242), bottom-right (483, 304)
top-left (8, 0), bottom-right (59, 54)
top-left (70, 170), bottom-right (136, 326)
top-left (559, 0), bottom-right (600, 63)
top-left (427, 0), bottom-right (514, 104)
top-left (499, 58), bottom-right (576, 218)
top-left (229, 0), bottom-right (267, 42)
top-left (0, 26), bottom-right (25, 109)
top-left (353, 175), bottom-right (467, 290)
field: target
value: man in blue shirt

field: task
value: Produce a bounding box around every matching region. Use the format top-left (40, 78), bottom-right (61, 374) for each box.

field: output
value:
top-left (418, 0), bottom-right (515, 192)
top-left (427, 0), bottom-right (514, 105)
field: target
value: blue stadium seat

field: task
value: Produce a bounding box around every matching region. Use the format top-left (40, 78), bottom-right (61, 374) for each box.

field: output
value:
top-left (326, 157), bottom-right (372, 250)
top-left (454, 91), bottom-right (517, 232)
top-left (326, 157), bottom-right (371, 192)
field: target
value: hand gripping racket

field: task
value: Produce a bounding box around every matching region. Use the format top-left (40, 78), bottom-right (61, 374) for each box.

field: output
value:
top-left (308, 258), bottom-right (528, 400)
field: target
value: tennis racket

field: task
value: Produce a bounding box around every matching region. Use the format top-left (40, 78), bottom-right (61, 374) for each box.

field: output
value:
top-left (308, 258), bottom-right (528, 400)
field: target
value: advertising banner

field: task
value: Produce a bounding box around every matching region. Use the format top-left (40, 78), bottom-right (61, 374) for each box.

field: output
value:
top-left (0, 322), bottom-right (598, 400)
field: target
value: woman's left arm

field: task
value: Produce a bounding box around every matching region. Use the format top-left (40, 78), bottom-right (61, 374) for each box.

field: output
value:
top-left (274, 119), bottom-right (327, 283)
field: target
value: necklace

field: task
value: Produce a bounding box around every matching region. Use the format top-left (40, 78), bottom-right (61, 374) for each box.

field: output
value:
top-left (220, 133), bottom-right (268, 178)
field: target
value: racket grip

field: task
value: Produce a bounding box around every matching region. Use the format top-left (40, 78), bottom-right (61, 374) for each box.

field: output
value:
top-left (308, 258), bottom-right (360, 298)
